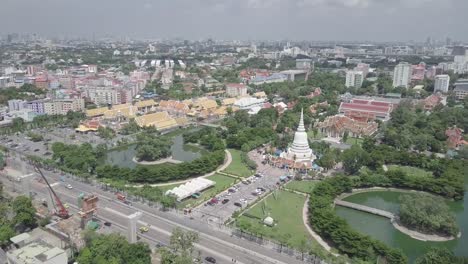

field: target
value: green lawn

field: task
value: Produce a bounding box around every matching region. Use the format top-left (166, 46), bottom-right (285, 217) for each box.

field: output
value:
top-left (344, 137), bottom-right (363, 146)
top-left (236, 190), bottom-right (318, 249)
top-left (222, 149), bottom-right (253, 178)
top-left (285, 180), bottom-right (318, 194)
top-left (387, 165), bottom-right (433, 178)
top-left (177, 174), bottom-right (238, 209)
top-left (307, 130), bottom-right (325, 139)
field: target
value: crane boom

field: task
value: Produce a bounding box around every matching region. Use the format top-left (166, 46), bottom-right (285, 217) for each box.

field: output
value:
top-left (34, 165), bottom-right (69, 218)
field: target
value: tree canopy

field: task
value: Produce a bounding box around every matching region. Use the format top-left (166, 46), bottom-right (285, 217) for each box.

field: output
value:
top-left (398, 194), bottom-right (459, 237)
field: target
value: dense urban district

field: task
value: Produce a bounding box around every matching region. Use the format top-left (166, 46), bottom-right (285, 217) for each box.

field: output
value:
top-left (0, 36), bottom-right (467, 264)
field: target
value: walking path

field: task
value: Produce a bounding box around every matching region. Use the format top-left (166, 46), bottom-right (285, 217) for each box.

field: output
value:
top-left (132, 156), bottom-right (182, 165)
top-left (126, 149), bottom-right (232, 188)
top-left (335, 188), bottom-right (459, 242)
top-left (302, 196), bottom-right (334, 253)
top-left (334, 200), bottom-right (394, 219)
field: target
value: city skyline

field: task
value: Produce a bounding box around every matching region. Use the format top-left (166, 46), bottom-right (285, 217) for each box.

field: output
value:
top-left (1, 0), bottom-right (467, 42)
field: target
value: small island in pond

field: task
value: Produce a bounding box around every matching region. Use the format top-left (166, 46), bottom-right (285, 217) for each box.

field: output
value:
top-left (135, 132), bottom-right (172, 162)
top-left (398, 194), bottom-right (459, 237)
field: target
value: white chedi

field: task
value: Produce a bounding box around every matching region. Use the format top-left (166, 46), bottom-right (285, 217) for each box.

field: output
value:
top-left (282, 109), bottom-right (316, 162)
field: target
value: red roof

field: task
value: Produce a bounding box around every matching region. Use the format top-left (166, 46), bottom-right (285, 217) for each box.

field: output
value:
top-left (340, 102), bottom-right (391, 114)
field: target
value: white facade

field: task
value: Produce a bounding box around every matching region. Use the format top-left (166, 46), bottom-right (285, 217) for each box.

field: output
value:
top-left (345, 70), bottom-right (364, 88)
top-left (282, 109), bottom-right (316, 162)
top-left (434, 75), bottom-right (450, 93)
top-left (226, 84), bottom-right (248, 97)
top-left (392, 62), bottom-right (411, 88)
top-left (233, 97), bottom-right (265, 110)
top-left (7, 242), bottom-right (67, 264)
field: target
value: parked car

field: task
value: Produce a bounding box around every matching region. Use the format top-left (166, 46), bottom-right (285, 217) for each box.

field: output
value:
top-left (222, 199), bottom-right (230, 204)
top-left (66, 184), bottom-right (73, 189)
top-left (139, 226), bottom-right (149, 233)
top-left (104, 222), bottom-right (112, 227)
top-left (205, 256), bottom-right (216, 263)
top-left (234, 202), bottom-right (242, 207)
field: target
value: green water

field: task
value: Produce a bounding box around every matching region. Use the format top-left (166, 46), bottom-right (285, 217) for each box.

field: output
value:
top-left (335, 180), bottom-right (467, 262)
top-left (105, 134), bottom-right (207, 168)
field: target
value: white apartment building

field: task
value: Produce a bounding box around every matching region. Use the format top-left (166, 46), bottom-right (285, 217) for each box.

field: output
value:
top-left (226, 83), bottom-right (248, 97)
top-left (86, 87), bottom-right (120, 105)
top-left (345, 70), bottom-right (364, 88)
top-left (44, 98), bottom-right (85, 115)
top-left (392, 62), bottom-right (412, 88)
top-left (434, 75), bottom-right (450, 93)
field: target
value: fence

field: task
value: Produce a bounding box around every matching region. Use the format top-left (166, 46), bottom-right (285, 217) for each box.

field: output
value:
top-left (13, 150), bottom-right (327, 264)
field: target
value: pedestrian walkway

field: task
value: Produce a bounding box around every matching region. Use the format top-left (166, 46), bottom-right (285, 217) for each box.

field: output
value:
top-left (334, 200), bottom-right (394, 219)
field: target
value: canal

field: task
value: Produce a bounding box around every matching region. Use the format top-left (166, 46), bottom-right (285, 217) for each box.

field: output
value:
top-left (105, 134), bottom-right (207, 168)
top-left (335, 176), bottom-right (467, 262)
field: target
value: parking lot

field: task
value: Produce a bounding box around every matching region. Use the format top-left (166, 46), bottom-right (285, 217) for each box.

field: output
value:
top-left (192, 150), bottom-right (290, 224)
top-left (0, 127), bottom-right (133, 158)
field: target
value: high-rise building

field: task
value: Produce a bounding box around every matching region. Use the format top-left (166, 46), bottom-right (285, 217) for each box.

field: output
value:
top-left (434, 75), bottom-right (450, 93)
top-left (345, 70), bottom-right (364, 88)
top-left (392, 62), bottom-right (411, 88)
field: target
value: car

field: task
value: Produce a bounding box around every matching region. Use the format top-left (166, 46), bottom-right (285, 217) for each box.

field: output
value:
top-left (34, 149), bottom-right (40, 152)
top-left (239, 198), bottom-right (246, 202)
top-left (139, 226), bottom-right (149, 233)
top-left (252, 192), bottom-right (258, 196)
top-left (104, 222), bottom-right (112, 227)
top-left (210, 198), bottom-right (219, 204)
top-left (258, 187), bottom-right (266, 192)
top-left (205, 256), bottom-right (216, 263)
top-left (63, 203), bottom-right (69, 209)
top-left (228, 188), bottom-right (236, 193)
top-left (222, 199), bottom-right (230, 204)
top-left (234, 202), bottom-right (242, 207)
top-left (66, 184), bottom-right (73, 189)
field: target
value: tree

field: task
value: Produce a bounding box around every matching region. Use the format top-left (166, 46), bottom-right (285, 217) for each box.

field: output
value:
top-left (398, 194), bottom-right (459, 236)
top-left (342, 131), bottom-right (349, 143)
top-left (169, 227), bottom-right (199, 259)
top-left (415, 247), bottom-right (467, 264)
top-left (12, 196), bottom-right (36, 228)
top-left (0, 225), bottom-right (15, 246)
top-left (160, 195), bottom-right (177, 211)
top-left (77, 232), bottom-right (151, 264)
top-left (341, 145), bottom-right (369, 175)
top-left (297, 238), bottom-right (310, 261)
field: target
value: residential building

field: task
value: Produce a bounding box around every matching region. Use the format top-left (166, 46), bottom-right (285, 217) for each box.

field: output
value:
top-left (392, 62), bottom-right (411, 88)
top-left (0, 76), bottom-right (10, 88)
top-left (296, 59), bottom-right (312, 69)
top-left (345, 70), bottom-right (364, 88)
top-left (85, 87), bottom-right (120, 105)
top-left (411, 63), bottom-right (426, 81)
top-left (453, 79), bottom-right (468, 100)
top-left (8, 99), bottom-right (27, 111)
top-left (225, 83), bottom-right (248, 97)
top-left (354, 63), bottom-right (370, 77)
top-left (6, 240), bottom-right (67, 264)
top-left (249, 73), bottom-right (287, 85)
top-left (43, 99), bottom-right (85, 115)
top-left (434, 75), bottom-right (450, 93)
top-left (25, 100), bottom-right (45, 114)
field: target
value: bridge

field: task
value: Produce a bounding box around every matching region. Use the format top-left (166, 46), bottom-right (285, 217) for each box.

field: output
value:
top-left (335, 200), bottom-right (395, 219)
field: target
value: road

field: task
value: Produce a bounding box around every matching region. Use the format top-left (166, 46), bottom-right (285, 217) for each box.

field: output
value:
top-left (1, 156), bottom-right (312, 264)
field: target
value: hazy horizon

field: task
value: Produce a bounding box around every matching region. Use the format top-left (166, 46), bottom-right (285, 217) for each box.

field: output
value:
top-left (1, 0), bottom-right (467, 42)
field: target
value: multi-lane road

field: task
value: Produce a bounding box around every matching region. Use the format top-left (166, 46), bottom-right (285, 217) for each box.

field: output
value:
top-left (1, 156), bottom-right (315, 264)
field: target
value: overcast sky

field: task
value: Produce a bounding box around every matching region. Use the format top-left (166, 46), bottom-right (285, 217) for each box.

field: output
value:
top-left (1, 0), bottom-right (467, 42)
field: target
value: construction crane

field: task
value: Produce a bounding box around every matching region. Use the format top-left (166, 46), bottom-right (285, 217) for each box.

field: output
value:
top-left (34, 165), bottom-right (69, 219)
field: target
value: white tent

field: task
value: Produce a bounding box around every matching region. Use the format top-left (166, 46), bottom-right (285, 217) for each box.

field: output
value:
top-left (165, 178), bottom-right (215, 201)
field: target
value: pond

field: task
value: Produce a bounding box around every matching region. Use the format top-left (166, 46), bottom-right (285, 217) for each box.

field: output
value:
top-left (335, 176), bottom-right (467, 262)
top-left (105, 134), bottom-right (207, 169)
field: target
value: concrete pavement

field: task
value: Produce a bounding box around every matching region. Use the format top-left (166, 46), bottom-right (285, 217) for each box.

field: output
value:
top-left (1, 156), bottom-right (311, 264)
